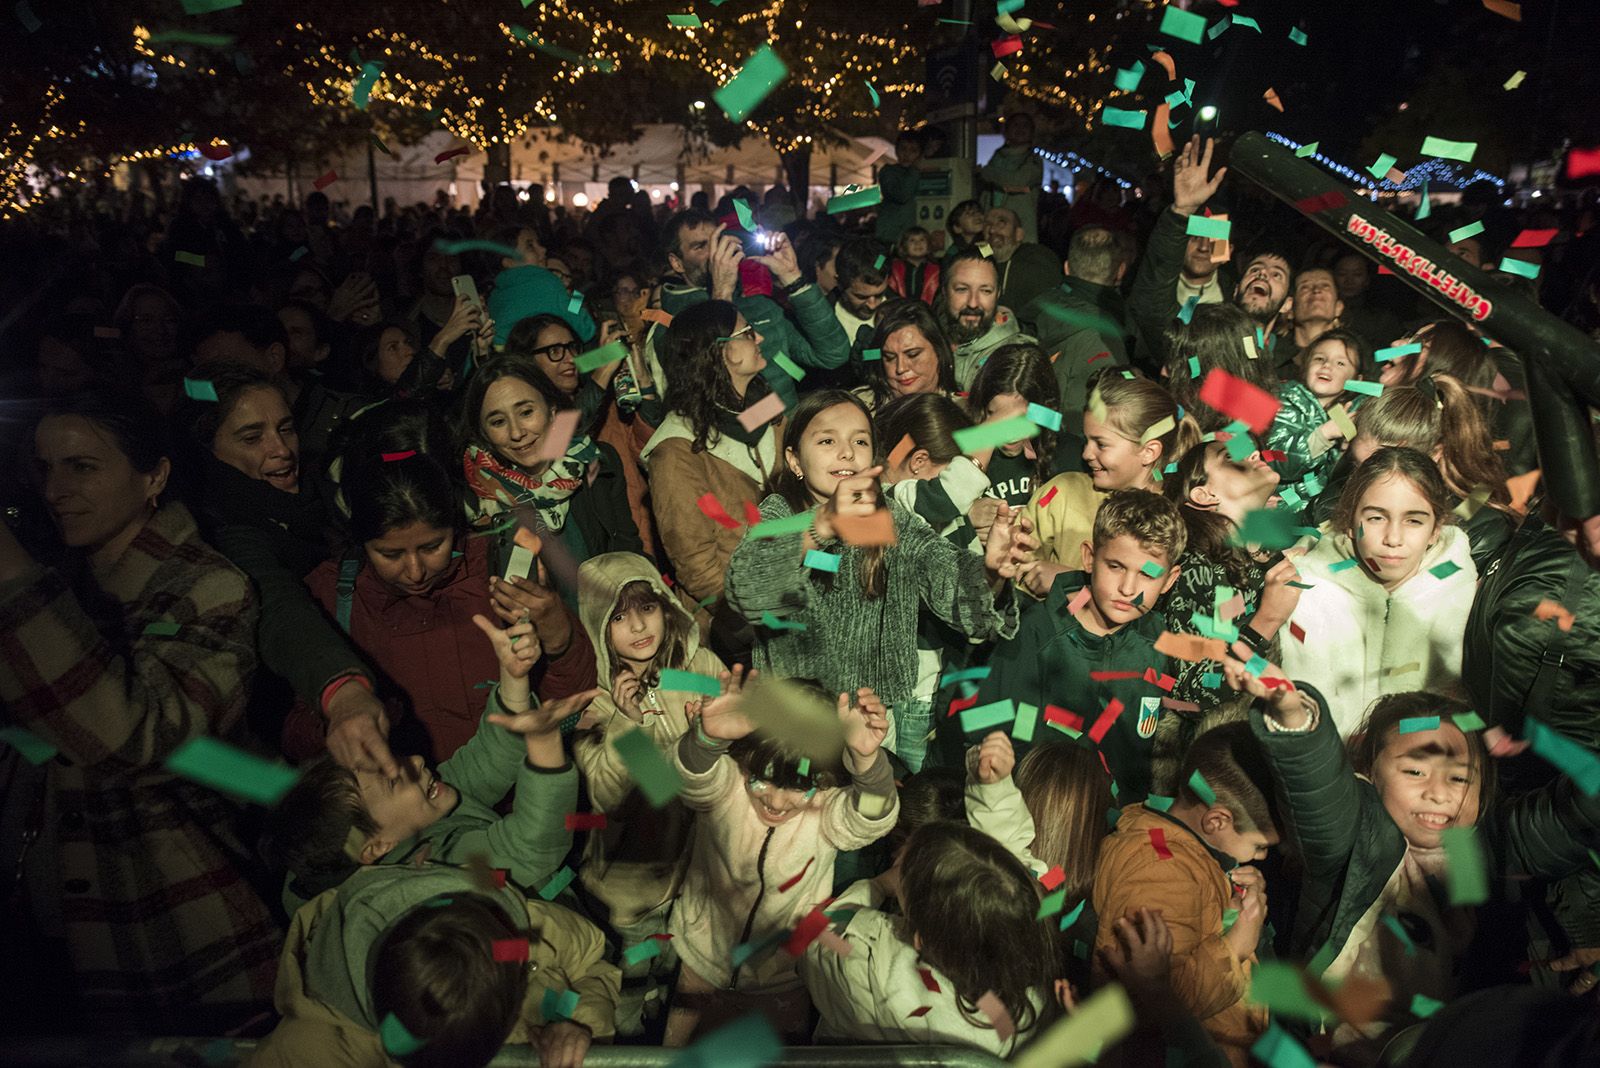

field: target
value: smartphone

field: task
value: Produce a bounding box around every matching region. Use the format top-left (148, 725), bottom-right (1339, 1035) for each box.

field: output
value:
top-left (745, 228), bottom-right (775, 254)
top-left (451, 274), bottom-right (481, 309)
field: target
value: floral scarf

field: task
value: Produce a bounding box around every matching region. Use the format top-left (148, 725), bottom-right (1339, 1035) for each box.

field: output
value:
top-left (462, 436), bottom-right (598, 532)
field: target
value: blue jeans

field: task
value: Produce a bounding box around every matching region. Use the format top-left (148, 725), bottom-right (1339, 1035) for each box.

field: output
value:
top-left (891, 699), bottom-right (934, 773)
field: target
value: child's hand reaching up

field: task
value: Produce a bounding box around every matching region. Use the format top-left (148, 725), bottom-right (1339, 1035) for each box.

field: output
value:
top-left (488, 687), bottom-right (601, 770)
top-left (473, 614), bottom-right (542, 679)
top-left (839, 686), bottom-right (890, 768)
top-left (687, 665), bottom-right (758, 742)
top-left (974, 731), bottom-right (1015, 784)
top-left (1222, 642), bottom-right (1313, 729)
top-left (1223, 865), bottom-right (1268, 963)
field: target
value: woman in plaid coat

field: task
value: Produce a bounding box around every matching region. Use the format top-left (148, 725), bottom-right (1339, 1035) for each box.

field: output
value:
top-left (0, 391), bottom-right (279, 1033)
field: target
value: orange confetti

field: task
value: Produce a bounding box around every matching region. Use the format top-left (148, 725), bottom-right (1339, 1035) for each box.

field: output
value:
top-left (641, 308), bottom-right (674, 326)
top-left (1534, 600), bottom-right (1576, 632)
top-left (887, 433), bottom-right (915, 471)
top-left (1155, 631), bottom-right (1228, 662)
top-left (1505, 468), bottom-right (1541, 514)
top-left (1481, 0), bottom-right (1521, 20)
top-left (833, 510), bottom-right (898, 547)
top-left (513, 527), bottom-right (542, 554)
top-left (1263, 87), bottom-right (1284, 112)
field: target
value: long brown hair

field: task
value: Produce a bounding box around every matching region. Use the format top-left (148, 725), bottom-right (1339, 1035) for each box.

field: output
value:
top-left (1162, 441), bottom-right (1260, 588)
top-left (1332, 446), bottom-right (1455, 536)
top-left (967, 341), bottom-right (1060, 487)
top-left (658, 299), bottom-right (747, 452)
top-left (770, 389), bottom-right (887, 598)
top-left (875, 392), bottom-right (973, 468)
top-left (899, 822), bottom-right (1063, 1039)
top-left (1164, 302), bottom-right (1278, 431)
top-left (608, 580), bottom-right (691, 688)
top-left (1013, 742), bottom-right (1114, 904)
top-left (1354, 375), bottom-right (1512, 513)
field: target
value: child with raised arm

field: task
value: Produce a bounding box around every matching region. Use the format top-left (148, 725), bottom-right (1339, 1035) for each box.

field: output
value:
top-left (663, 668), bottom-right (900, 1046)
top-left (265, 616), bottom-right (599, 910)
top-left (1091, 721), bottom-right (1279, 1065)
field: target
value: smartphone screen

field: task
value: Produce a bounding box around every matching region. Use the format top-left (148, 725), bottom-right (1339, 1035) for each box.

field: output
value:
top-left (451, 274), bottom-right (481, 307)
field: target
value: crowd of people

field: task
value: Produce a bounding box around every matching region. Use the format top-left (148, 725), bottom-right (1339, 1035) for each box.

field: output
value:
top-left (3, 126), bottom-right (1600, 1068)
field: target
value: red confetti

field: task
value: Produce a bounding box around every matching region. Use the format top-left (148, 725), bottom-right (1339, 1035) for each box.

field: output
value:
top-left (991, 36), bottom-right (1023, 58)
top-left (1567, 147), bottom-right (1600, 180)
top-left (1038, 485), bottom-right (1059, 508)
top-left (565, 813), bottom-right (608, 831)
top-left (742, 500), bottom-right (763, 527)
top-left (1511, 229), bottom-right (1558, 248)
top-left (1198, 368), bottom-right (1281, 434)
top-left (1087, 351), bottom-right (1112, 364)
top-left (1044, 705), bottom-right (1084, 732)
top-left (492, 938), bottom-right (530, 962)
top-left (1260, 677), bottom-right (1296, 690)
top-left (908, 1005), bottom-right (933, 1018)
top-left (697, 492), bottom-right (741, 530)
top-left (313, 170), bottom-right (338, 191)
top-left (1090, 670), bottom-right (1140, 682)
top-left (435, 146), bottom-right (471, 164)
top-left (1294, 190), bottom-right (1348, 215)
top-left (1289, 621), bottom-right (1307, 643)
top-left (199, 140), bottom-right (233, 161)
top-left (380, 450), bottom-right (416, 462)
top-left (777, 856), bottom-right (816, 893)
top-left (1260, 449), bottom-right (1287, 461)
top-left (919, 966), bottom-right (942, 993)
top-left (660, 573), bottom-right (674, 588)
top-left (949, 691), bottom-right (980, 717)
top-left (784, 908), bottom-right (831, 956)
top-left (1148, 827), bottom-right (1174, 860)
top-left (1142, 666), bottom-right (1176, 691)
top-left (492, 868), bottom-right (508, 887)
top-left (1161, 697), bottom-right (1201, 713)
top-left (1040, 865), bottom-right (1066, 891)
top-left (1087, 699), bottom-right (1125, 744)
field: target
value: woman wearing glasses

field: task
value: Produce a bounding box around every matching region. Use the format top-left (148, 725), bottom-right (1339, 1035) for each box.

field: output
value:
top-left (639, 301), bottom-right (780, 659)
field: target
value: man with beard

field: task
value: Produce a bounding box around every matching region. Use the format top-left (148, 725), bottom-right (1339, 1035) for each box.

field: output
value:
top-left (985, 206), bottom-right (1062, 318)
top-left (938, 249), bottom-right (1028, 389)
top-left (1127, 137), bottom-right (1295, 377)
top-left (649, 209), bottom-right (851, 398)
top-left (1274, 267), bottom-right (1344, 374)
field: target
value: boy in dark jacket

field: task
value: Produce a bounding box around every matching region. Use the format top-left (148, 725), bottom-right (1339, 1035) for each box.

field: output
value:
top-left (976, 488), bottom-right (1183, 800)
top-left (266, 616), bottom-right (599, 912)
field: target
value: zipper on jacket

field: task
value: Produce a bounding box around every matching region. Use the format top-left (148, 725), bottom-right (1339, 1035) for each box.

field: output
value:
top-left (729, 825), bottom-right (775, 990)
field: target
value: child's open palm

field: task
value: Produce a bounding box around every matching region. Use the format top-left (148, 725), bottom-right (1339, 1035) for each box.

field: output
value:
top-left (983, 506), bottom-right (1039, 579)
top-left (472, 614), bottom-right (541, 679)
top-left (839, 687), bottom-right (889, 761)
top-left (688, 665), bottom-right (758, 742)
top-left (487, 687), bottom-right (601, 737)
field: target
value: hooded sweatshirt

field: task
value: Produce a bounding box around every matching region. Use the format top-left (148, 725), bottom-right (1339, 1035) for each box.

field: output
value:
top-left (571, 552), bottom-right (721, 928)
top-left (1279, 525), bottom-right (1477, 737)
top-left (952, 308), bottom-right (1026, 391)
top-left (250, 865), bottom-right (620, 1068)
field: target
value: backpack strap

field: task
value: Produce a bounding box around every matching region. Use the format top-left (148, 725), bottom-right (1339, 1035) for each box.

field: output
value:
top-left (335, 551), bottom-right (360, 634)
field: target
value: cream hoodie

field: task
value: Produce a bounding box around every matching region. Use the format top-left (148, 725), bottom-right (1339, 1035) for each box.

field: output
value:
top-left (1280, 525), bottom-right (1478, 737)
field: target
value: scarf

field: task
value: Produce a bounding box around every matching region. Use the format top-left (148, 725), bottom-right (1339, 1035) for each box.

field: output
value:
top-left (197, 451), bottom-right (333, 578)
top-left (462, 437), bottom-right (597, 532)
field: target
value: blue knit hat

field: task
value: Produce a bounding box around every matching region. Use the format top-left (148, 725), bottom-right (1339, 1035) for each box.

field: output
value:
top-left (487, 264), bottom-right (596, 345)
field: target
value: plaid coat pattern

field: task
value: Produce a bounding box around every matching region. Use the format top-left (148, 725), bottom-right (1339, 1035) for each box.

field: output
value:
top-left (0, 503), bottom-right (279, 1022)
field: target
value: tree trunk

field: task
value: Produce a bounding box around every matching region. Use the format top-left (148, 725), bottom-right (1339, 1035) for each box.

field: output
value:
top-left (779, 145), bottom-right (812, 217)
top-left (484, 141), bottom-right (512, 190)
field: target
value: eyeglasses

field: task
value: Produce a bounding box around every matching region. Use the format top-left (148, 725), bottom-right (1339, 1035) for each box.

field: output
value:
top-left (721, 325), bottom-right (758, 344)
top-left (531, 341), bottom-right (579, 361)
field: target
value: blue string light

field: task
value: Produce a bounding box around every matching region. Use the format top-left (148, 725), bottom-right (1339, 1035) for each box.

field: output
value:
top-left (1264, 132), bottom-right (1505, 194)
top-left (1033, 146), bottom-right (1134, 190)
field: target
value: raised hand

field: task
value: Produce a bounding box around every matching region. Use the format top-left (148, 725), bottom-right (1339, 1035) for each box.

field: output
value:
top-left (487, 687), bottom-right (601, 737)
top-left (974, 730), bottom-right (1015, 784)
top-left (983, 506), bottom-right (1038, 579)
top-left (708, 224), bottom-right (745, 301)
top-left (612, 666), bottom-right (645, 722)
top-left (751, 231), bottom-right (802, 287)
top-left (839, 686), bottom-right (889, 762)
top-left (1172, 136), bottom-right (1227, 216)
top-left (815, 465), bottom-right (885, 541)
top-left (1221, 641), bottom-right (1309, 726)
top-left (473, 614), bottom-right (542, 679)
top-left (689, 665), bottom-right (758, 742)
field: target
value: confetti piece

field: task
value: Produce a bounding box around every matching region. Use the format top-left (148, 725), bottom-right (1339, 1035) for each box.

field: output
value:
top-left (1533, 600), bottom-right (1576, 632)
top-left (961, 700), bottom-right (1016, 735)
top-left (0, 726), bottom-right (58, 765)
top-left (990, 61), bottom-right (1009, 81)
top-left (1441, 826), bottom-right (1488, 905)
top-left (1038, 485), bottom-right (1059, 508)
top-left (1186, 214), bottom-right (1232, 241)
top-left (697, 493), bottom-right (742, 531)
top-left (803, 549), bottom-right (841, 573)
top-left (991, 36), bottom-right (1023, 58)
top-left (492, 937), bottom-right (530, 962)
top-left (1012, 701), bottom-right (1040, 743)
top-left (536, 865), bottom-right (578, 901)
top-left (1289, 26), bottom-right (1308, 46)
top-left (1138, 414), bottom-right (1177, 446)
top-left (1411, 993), bottom-right (1443, 1018)
top-left (1510, 228), bottom-right (1558, 249)
top-left (612, 728), bottom-right (685, 806)
top-left (940, 667), bottom-right (992, 688)
top-left (1429, 561), bottom-right (1463, 580)
top-left (667, 13), bottom-right (702, 27)
top-left (541, 987), bottom-right (580, 1022)
top-left (380, 449), bottom-right (418, 464)
top-left (1499, 257), bottom-right (1540, 280)
top-left (180, 0), bottom-right (241, 12)
top-left (1399, 716), bottom-right (1442, 734)
top-left (760, 611), bottom-right (806, 631)
top-left (1447, 220), bottom-right (1485, 245)
top-left (1011, 984), bottom-right (1134, 1068)
top-left (975, 991), bottom-right (1015, 1041)
top-left (864, 80), bottom-right (880, 108)
top-left (831, 513), bottom-right (897, 548)
top-left (624, 939), bottom-right (666, 966)
top-left (313, 170), bottom-right (338, 191)
top-left (1089, 670), bottom-right (1140, 682)
top-left (1381, 661), bottom-right (1420, 676)
top-left (533, 409), bottom-right (581, 463)
top-left (174, 250), bottom-right (206, 268)
top-left (1343, 379), bottom-right (1383, 397)
top-left (1036, 887), bottom-right (1068, 920)
top-left (1198, 368), bottom-right (1280, 434)
top-left (737, 392), bottom-right (787, 433)
top-left (784, 907), bottom-right (831, 956)
top-left (907, 1005), bottom-right (933, 1018)
top-left (1251, 1021), bottom-right (1317, 1068)
top-left (860, 348), bottom-right (882, 362)
top-left (679, 1011), bottom-right (783, 1068)
top-left (1367, 153), bottom-right (1398, 180)
top-left (826, 186), bottom-right (885, 215)
top-left (1158, 5), bottom-right (1207, 44)
top-left (379, 1013), bottom-right (425, 1056)
top-left (1421, 136), bottom-right (1477, 163)
top-left (1481, 0), bottom-right (1521, 21)
top-left (141, 620), bottom-right (182, 638)
top-left (1155, 631), bottom-right (1227, 662)
top-left (748, 511), bottom-right (815, 539)
top-left (565, 812), bottom-right (607, 831)
top-left (1113, 63), bottom-right (1144, 92)
top-left (714, 44), bottom-right (788, 122)
top-left (952, 415), bottom-right (1039, 454)
top-left (1188, 770), bottom-right (1216, 806)
top-left (1026, 403), bottom-right (1062, 431)
top-left (1526, 719), bottom-right (1600, 795)
top-left (1294, 190), bottom-right (1348, 214)
top-left (435, 238), bottom-right (522, 260)
top-left (575, 339), bottom-right (629, 374)
top-left (165, 737), bottom-right (298, 805)
top-left (1102, 107), bottom-right (1148, 131)
top-left (777, 856), bottom-right (816, 892)
top-left (1139, 560), bottom-right (1166, 578)
top-left (1066, 586), bottom-right (1093, 616)
top-left (1375, 342), bottom-right (1423, 362)
top-left (658, 670), bottom-right (722, 696)
top-left (770, 351), bottom-right (804, 381)
top-left (1087, 699), bottom-right (1124, 744)
top-left (1295, 141), bottom-right (1320, 158)
top-left (1044, 706), bottom-right (1083, 736)
top-left (1263, 88), bottom-right (1285, 112)
top-left (1148, 827), bottom-right (1173, 860)
top-left (1247, 963), bottom-right (1327, 1021)
top-left (1142, 667), bottom-right (1177, 691)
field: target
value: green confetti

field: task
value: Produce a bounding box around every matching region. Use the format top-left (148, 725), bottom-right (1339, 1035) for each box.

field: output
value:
top-left (1399, 716), bottom-right (1442, 734)
top-left (1158, 5), bottom-right (1207, 44)
top-left (1145, 794), bottom-right (1174, 812)
top-left (0, 726), bottom-right (58, 765)
top-left (165, 737), bottom-right (298, 806)
top-left (1441, 827), bottom-right (1488, 905)
top-left (174, 250), bottom-right (206, 268)
top-left (1186, 214), bottom-right (1232, 240)
top-left (748, 510), bottom-right (816, 539)
top-left (142, 620), bottom-right (181, 636)
top-left (1288, 27), bottom-right (1308, 46)
top-left (865, 80), bottom-right (880, 108)
top-left (180, 0), bottom-right (241, 13)
top-left (803, 549), bottom-right (841, 573)
top-left (611, 728), bottom-right (684, 807)
top-left (1410, 993), bottom-right (1443, 1018)
top-left (1343, 379), bottom-right (1384, 397)
top-left (1058, 898), bottom-right (1087, 931)
top-left (732, 197), bottom-right (756, 232)
top-left (1101, 107), bottom-right (1148, 131)
top-left (1012, 701), bottom-right (1040, 743)
top-left (1251, 1021), bottom-right (1317, 1068)
top-left (435, 238), bottom-right (522, 260)
top-left (1222, 906), bottom-right (1240, 932)
top-left (667, 13), bottom-right (702, 27)
top-left (1526, 718), bottom-right (1600, 795)
top-left (1367, 153), bottom-right (1398, 180)
top-left (1499, 257), bottom-right (1540, 280)
top-left (940, 667), bottom-right (992, 687)
top-left (1295, 141), bottom-right (1320, 158)
top-left (537, 865), bottom-right (578, 901)
top-left (771, 351), bottom-right (805, 381)
top-left (1187, 770), bottom-right (1216, 806)
top-left (1451, 711), bottom-right (1487, 732)
top-left (861, 348), bottom-right (882, 361)
top-left (351, 61), bottom-right (384, 110)
top-left (760, 611), bottom-right (806, 631)
top-left (714, 44), bottom-right (789, 122)
top-left (1421, 136), bottom-right (1477, 163)
top-left (540, 987), bottom-right (580, 1021)
top-left (1231, 14), bottom-right (1262, 32)
top-left (1036, 887), bottom-right (1067, 920)
top-left (1381, 913), bottom-right (1417, 955)
top-left (379, 1013), bottom-right (425, 1056)
top-left (1235, 508), bottom-right (1299, 551)
top-left (1429, 561), bottom-right (1463, 580)
top-left (677, 1014), bottom-right (782, 1068)
top-left (1113, 63), bottom-right (1144, 92)
top-left (960, 700), bottom-right (1016, 735)
top-left (623, 939), bottom-right (665, 966)
top-left (826, 185), bottom-right (884, 214)
top-left (1375, 342), bottom-right (1422, 362)
top-left (1417, 181), bottom-right (1432, 221)
top-left (1447, 220), bottom-right (1485, 245)
top-left (952, 415), bottom-right (1039, 455)
top-left (1140, 560), bottom-right (1166, 578)
top-left (1247, 963), bottom-right (1326, 1021)
top-left (1026, 403), bottom-right (1062, 431)
top-left (658, 669), bottom-right (722, 696)
top-left (575, 339), bottom-right (629, 374)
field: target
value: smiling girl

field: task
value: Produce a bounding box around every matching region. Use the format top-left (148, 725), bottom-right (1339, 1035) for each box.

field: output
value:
top-left (1279, 447), bottom-right (1477, 737)
top-left (1262, 327), bottom-right (1368, 514)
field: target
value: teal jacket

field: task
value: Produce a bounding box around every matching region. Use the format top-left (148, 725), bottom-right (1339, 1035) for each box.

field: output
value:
top-left (1249, 689), bottom-right (1600, 972)
top-left (975, 570), bottom-right (1174, 802)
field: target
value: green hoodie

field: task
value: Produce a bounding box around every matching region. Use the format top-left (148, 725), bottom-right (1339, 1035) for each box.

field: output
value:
top-left (252, 865), bottom-right (620, 1067)
top-left (975, 570), bottom-right (1173, 802)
